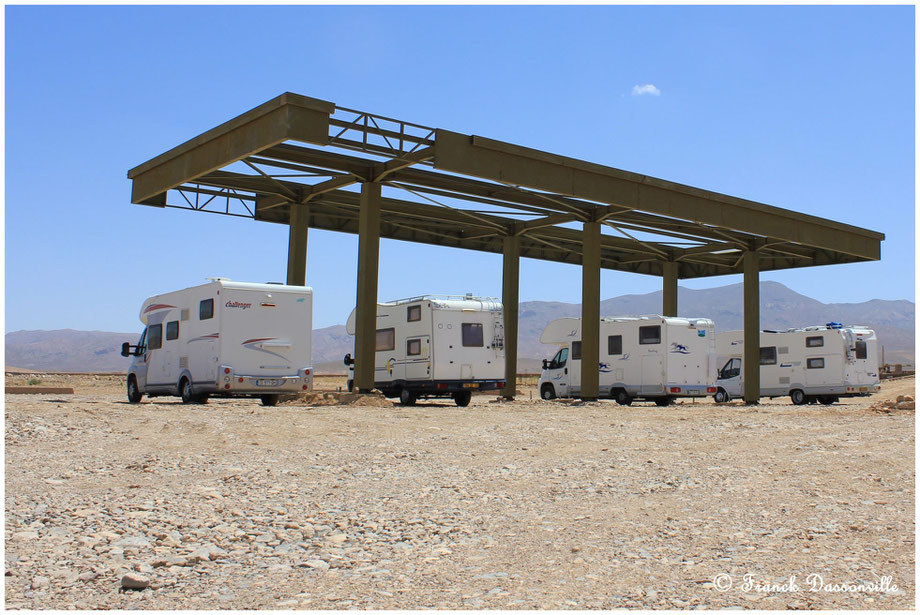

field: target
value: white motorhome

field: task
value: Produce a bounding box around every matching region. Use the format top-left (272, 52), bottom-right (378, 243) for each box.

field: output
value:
top-left (538, 315), bottom-right (717, 405)
top-left (121, 279), bottom-right (313, 406)
top-left (713, 323), bottom-right (880, 404)
top-left (343, 295), bottom-right (505, 406)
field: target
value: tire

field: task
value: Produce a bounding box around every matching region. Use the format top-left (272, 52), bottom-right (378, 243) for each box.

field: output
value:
top-left (399, 388), bottom-right (417, 406)
top-left (654, 397), bottom-right (672, 407)
top-left (453, 390), bottom-right (473, 407)
top-left (714, 388), bottom-right (730, 404)
top-left (195, 394), bottom-right (209, 404)
top-left (180, 378), bottom-right (194, 404)
top-left (790, 389), bottom-right (807, 405)
top-left (260, 394), bottom-right (280, 407)
top-left (614, 389), bottom-right (632, 406)
top-left (540, 384), bottom-right (556, 400)
top-left (127, 377), bottom-right (143, 403)
top-left (346, 379), bottom-right (354, 393)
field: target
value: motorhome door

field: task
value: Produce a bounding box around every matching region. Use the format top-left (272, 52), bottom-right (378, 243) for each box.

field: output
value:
top-left (406, 336), bottom-right (430, 380)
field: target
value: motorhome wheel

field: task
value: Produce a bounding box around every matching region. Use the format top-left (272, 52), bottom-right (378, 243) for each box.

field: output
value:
top-left (127, 377), bottom-right (142, 404)
top-left (714, 389), bottom-right (730, 403)
top-left (399, 388), bottom-right (417, 406)
top-left (180, 378), bottom-right (194, 404)
top-left (614, 389), bottom-right (632, 406)
top-left (540, 384), bottom-right (556, 400)
top-left (790, 389), bottom-right (807, 405)
top-left (260, 394), bottom-right (280, 407)
top-left (818, 395), bottom-right (836, 405)
top-left (453, 390), bottom-right (472, 407)
top-left (654, 397), bottom-right (673, 407)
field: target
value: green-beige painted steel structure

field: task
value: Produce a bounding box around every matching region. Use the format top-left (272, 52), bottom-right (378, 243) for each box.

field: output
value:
top-left (127, 93), bottom-right (884, 403)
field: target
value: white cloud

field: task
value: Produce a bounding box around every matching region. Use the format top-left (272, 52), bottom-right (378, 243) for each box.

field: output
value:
top-left (631, 84), bottom-right (661, 97)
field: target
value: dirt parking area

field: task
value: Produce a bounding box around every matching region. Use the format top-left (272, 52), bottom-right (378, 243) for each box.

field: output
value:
top-left (4, 374), bottom-right (915, 609)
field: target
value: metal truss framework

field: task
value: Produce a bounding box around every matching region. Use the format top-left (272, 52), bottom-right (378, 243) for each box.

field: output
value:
top-left (128, 93), bottom-right (883, 280)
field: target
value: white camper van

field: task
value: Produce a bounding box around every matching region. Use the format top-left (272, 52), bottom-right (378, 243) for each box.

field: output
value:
top-left (121, 279), bottom-right (313, 406)
top-left (343, 295), bottom-right (505, 406)
top-left (538, 315), bottom-right (717, 405)
top-left (713, 323), bottom-right (880, 404)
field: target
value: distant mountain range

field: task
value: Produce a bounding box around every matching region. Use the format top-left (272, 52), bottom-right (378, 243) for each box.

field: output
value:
top-left (5, 282), bottom-right (914, 373)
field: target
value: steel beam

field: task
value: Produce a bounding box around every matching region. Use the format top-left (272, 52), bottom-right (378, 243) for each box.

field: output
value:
top-left (502, 235), bottom-right (520, 399)
top-left (354, 182), bottom-right (381, 393)
top-left (662, 260), bottom-right (678, 317)
top-left (433, 129), bottom-right (883, 259)
top-left (743, 250), bottom-right (761, 404)
top-left (580, 221), bottom-right (601, 400)
top-left (128, 93), bottom-right (334, 206)
top-left (286, 204), bottom-right (309, 286)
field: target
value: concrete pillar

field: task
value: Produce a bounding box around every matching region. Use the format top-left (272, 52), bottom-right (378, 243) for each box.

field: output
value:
top-left (286, 204), bottom-right (309, 286)
top-left (354, 183), bottom-right (381, 393)
top-left (662, 260), bottom-right (678, 317)
top-left (580, 221), bottom-right (601, 400)
top-left (743, 250), bottom-right (760, 404)
top-left (501, 235), bottom-right (520, 399)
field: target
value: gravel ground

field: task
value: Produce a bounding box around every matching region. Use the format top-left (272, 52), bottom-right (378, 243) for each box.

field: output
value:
top-left (4, 375), bottom-right (915, 609)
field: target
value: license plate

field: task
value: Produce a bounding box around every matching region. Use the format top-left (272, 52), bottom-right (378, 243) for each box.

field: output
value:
top-left (255, 379), bottom-right (282, 387)
top-left (687, 389), bottom-right (702, 396)
top-left (463, 383), bottom-right (479, 388)
top-left (859, 387), bottom-right (868, 392)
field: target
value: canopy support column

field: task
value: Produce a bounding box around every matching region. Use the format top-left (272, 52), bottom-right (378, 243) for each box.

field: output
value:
top-left (286, 204), bottom-right (309, 286)
top-left (580, 221), bottom-right (601, 401)
top-left (354, 183), bottom-right (381, 394)
top-left (662, 260), bottom-right (678, 317)
top-left (743, 250), bottom-right (761, 404)
top-left (501, 235), bottom-right (520, 400)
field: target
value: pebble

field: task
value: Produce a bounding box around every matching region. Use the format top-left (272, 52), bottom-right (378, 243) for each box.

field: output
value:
top-left (30, 576), bottom-right (50, 590)
top-left (304, 559), bottom-right (330, 571)
top-left (120, 573), bottom-right (150, 590)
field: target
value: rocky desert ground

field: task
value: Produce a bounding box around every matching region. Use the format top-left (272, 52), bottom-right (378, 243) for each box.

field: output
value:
top-left (4, 372), bottom-right (915, 609)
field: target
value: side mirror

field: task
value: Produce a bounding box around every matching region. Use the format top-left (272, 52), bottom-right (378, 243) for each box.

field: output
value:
top-left (343, 353), bottom-right (353, 366)
top-left (542, 359), bottom-right (549, 370)
top-left (121, 342), bottom-right (131, 357)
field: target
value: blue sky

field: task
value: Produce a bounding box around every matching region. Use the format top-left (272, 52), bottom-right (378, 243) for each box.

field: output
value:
top-left (4, 5), bottom-right (914, 333)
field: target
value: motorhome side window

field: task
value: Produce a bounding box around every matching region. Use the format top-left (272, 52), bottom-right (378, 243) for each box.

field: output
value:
top-left (199, 298), bottom-right (214, 320)
top-left (407, 338), bottom-right (421, 356)
top-left (461, 323), bottom-right (483, 347)
top-left (166, 321), bottom-right (179, 341)
top-left (807, 357), bottom-right (825, 369)
top-left (806, 336), bottom-right (824, 348)
top-left (639, 325), bottom-right (661, 345)
top-left (720, 358), bottom-right (741, 379)
top-left (608, 335), bottom-right (622, 355)
top-left (571, 341), bottom-right (582, 360)
top-left (407, 305), bottom-right (421, 322)
top-left (147, 324), bottom-right (163, 350)
top-left (759, 346), bottom-right (777, 365)
top-left (855, 340), bottom-right (867, 360)
top-left (551, 347), bottom-right (568, 368)
top-left (376, 328), bottom-right (395, 352)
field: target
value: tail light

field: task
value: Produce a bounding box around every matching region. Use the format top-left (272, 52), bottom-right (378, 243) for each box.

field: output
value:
top-left (238, 378), bottom-right (244, 383)
top-left (707, 387), bottom-right (716, 393)
top-left (304, 369), bottom-right (311, 376)
top-left (224, 384), bottom-right (230, 389)
top-left (669, 387), bottom-right (681, 393)
top-left (224, 368), bottom-right (230, 374)
top-left (436, 383), bottom-right (448, 390)
top-left (499, 381), bottom-right (506, 388)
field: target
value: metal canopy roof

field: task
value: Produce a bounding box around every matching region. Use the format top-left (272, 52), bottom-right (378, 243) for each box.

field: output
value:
top-left (128, 92), bottom-right (883, 279)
